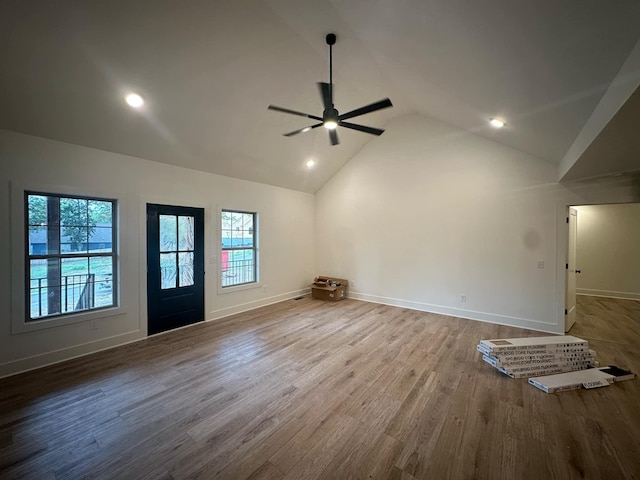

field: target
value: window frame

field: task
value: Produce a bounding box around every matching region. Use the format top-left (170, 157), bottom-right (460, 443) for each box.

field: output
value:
top-left (219, 208), bottom-right (259, 292)
top-left (10, 181), bottom-right (127, 334)
top-left (24, 191), bottom-right (118, 321)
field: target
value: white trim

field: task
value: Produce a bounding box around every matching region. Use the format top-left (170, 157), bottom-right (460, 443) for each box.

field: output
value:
top-left (0, 329), bottom-right (142, 379)
top-left (577, 289), bottom-right (640, 301)
top-left (0, 290), bottom-right (309, 379)
top-left (207, 288), bottom-right (309, 320)
top-left (348, 292), bottom-right (558, 334)
top-left (216, 206), bottom-right (261, 295)
top-left (555, 203), bottom-right (571, 334)
top-left (10, 180), bottom-right (130, 334)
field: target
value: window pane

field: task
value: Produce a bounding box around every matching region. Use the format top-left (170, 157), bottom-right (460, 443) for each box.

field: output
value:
top-left (89, 227), bottom-right (112, 253)
top-left (242, 213), bottom-right (254, 247)
top-left (27, 193), bottom-right (61, 254)
top-left (222, 248), bottom-right (255, 286)
top-left (89, 200), bottom-right (113, 225)
top-left (90, 257), bottom-right (114, 308)
top-left (29, 259), bottom-right (49, 318)
top-left (28, 195), bottom-right (48, 226)
top-left (221, 211), bottom-right (233, 248)
top-left (178, 216), bottom-right (194, 252)
top-left (62, 226), bottom-right (88, 253)
top-left (61, 256), bottom-right (88, 277)
top-left (160, 215), bottom-right (177, 252)
top-left (29, 226), bottom-right (46, 255)
top-left (60, 258), bottom-right (89, 313)
top-left (160, 253), bottom-right (177, 289)
top-left (61, 198), bottom-right (88, 227)
top-left (179, 252), bottom-right (194, 287)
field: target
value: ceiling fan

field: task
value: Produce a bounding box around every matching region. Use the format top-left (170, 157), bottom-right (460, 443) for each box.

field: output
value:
top-left (268, 33), bottom-right (393, 146)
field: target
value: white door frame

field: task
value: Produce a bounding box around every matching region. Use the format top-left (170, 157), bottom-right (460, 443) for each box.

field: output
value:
top-left (565, 207), bottom-right (578, 332)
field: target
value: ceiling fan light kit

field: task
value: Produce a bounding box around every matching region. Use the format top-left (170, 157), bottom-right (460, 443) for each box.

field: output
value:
top-left (268, 33), bottom-right (393, 146)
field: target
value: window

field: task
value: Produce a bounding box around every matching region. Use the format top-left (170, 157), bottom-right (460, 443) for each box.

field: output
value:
top-left (25, 192), bottom-right (117, 320)
top-left (221, 210), bottom-right (257, 287)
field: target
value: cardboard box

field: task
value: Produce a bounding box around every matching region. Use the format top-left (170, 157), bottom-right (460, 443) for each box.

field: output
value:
top-left (311, 276), bottom-right (348, 301)
top-left (478, 335), bottom-right (588, 354)
top-left (528, 365), bottom-right (635, 393)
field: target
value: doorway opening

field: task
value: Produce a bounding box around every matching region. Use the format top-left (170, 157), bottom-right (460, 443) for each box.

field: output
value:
top-left (565, 202), bottom-right (640, 333)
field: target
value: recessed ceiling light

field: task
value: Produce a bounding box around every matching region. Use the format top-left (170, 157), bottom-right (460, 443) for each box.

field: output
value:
top-left (306, 159), bottom-right (315, 168)
top-left (125, 93), bottom-right (144, 108)
top-left (489, 118), bottom-right (505, 128)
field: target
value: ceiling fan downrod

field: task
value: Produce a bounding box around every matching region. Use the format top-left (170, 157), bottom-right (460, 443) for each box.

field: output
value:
top-left (327, 33), bottom-right (336, 106)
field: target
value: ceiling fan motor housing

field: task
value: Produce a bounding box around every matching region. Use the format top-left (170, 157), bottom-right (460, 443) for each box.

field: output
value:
top-left (323, 107), bottom-right (339, 123)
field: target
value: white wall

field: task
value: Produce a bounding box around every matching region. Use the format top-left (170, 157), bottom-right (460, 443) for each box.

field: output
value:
top-left (0, 130), bottom-right (315, 377)
top-left (574, 204), bottom-right (640, 300)
top-left (3, 116), bottom-right (639, 377)
top-left (315, 114), bottom-right (640, 334)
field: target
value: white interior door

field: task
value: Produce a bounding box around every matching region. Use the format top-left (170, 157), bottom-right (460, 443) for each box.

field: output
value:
top-left (565, 207), bottom-right (578, 332)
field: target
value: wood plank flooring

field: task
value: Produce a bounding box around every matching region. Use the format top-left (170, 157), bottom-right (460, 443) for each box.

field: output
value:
top-left (1, 295), bottom-right (639, 479)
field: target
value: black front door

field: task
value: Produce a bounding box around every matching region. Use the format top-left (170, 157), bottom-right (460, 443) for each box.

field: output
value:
top-left (147, 204), bottom-right (205, 335)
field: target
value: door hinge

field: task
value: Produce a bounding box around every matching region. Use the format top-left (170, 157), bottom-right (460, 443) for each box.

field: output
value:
top-left (566, 217), bottom-right (569, 223)
top-left (564, 309), bottom-right (568, 315)
top-left (566, 263), bottom-right (568, 269)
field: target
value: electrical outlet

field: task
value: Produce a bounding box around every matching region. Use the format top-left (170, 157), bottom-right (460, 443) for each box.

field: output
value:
top-left (90, 320), bottom-right (98, 330)
top-left (537, 260), bottom-right (545, 269)
top-left (351, 281), bottom-right (356, 288)
top-left (460, 294), bottom-right (466, 303)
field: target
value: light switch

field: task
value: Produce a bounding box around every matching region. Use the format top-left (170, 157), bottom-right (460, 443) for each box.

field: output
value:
top-left (537, 260), bottom-right (544, 269)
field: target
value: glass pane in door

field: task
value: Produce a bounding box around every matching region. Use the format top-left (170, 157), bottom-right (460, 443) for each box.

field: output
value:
top-left (179, 252), bottom-right (194, 287)
top-left (178, 216), bottom-right (194, 251)
top-left (160, 253), bottom-right (177, 289)
top-left (159, 215), bottom-right (177, 251)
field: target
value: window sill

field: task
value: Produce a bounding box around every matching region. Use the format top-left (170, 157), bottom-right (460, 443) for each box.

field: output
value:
top-left (11, 306), bottom-right (128, 335)
top-left (217, 281), bottom-right (261, 295)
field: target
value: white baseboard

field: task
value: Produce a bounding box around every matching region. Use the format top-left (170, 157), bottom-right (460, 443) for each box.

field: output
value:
top-left (577, 289), bottom-right (640, 301)
top-left (2, 287), bottom-right (558, 379)
top-left (1, 289), bottom-right (311, 379)
top-left (207, 288), bottom-right (310, 321)
top-left (348, 291), bottom-right (560, 334)
top-left (0, 330), bottom-right (144, 379)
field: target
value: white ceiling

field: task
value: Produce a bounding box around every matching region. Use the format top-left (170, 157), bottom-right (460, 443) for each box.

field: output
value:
top-left (1, 1), bottom-right (640, 193)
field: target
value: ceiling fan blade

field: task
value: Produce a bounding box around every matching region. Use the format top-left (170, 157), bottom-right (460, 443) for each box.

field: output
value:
top-left (329, 129), bottom-right (339, 146)
top-left (338, 98), bottom-right (393, 121)
top-left (283, 123), bottom-right (323, 137)
top-left (318, 82), bottom-right (333, 110)
top-left (268, 105), bottom-right (322, 121)
top-left (339, 121), bottom-right (384, 136)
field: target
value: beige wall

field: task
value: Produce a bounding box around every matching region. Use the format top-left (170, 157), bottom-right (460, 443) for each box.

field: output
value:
top-left (574, 204), bottom-right (640, 299)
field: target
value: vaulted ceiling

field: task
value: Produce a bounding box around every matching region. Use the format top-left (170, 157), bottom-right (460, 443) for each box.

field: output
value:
top-left (2, 1), bottom-right (640, 193)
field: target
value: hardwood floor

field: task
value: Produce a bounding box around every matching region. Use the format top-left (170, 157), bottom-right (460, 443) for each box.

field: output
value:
top-left (1, 295), bottom-right (639, 479)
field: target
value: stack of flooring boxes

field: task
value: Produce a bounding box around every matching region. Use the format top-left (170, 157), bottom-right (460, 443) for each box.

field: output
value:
top-left (477, 335), bottom-right (596, 379)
